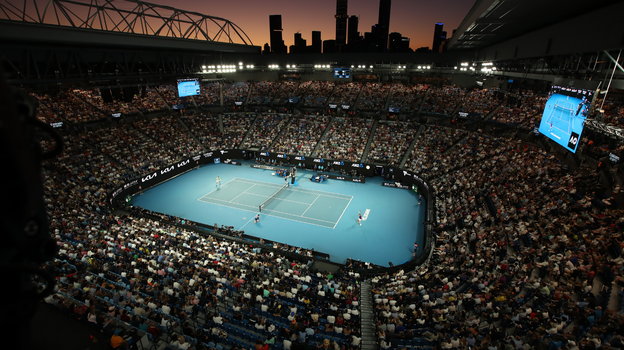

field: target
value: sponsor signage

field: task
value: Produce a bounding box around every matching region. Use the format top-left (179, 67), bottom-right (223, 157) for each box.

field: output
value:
top-left (322, 173), bottom-right (366, 183)
top-left (382, 181), bottom-right (410, 189)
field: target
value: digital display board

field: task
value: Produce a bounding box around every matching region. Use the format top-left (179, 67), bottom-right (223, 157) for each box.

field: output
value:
top-left (333, 68), bottom-right (351, 79)
top-left (538, 85), bottom-right (593, 153)
top-left (177, 79), bottom-right (201, 97)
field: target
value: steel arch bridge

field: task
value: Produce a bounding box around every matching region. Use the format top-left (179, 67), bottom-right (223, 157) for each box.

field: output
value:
top-left (0, 0), bottom-right (254, 46)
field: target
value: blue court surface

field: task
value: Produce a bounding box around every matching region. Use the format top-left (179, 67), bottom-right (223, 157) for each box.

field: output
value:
top-left (130, 163), bottom-right (425, 266)
top-left (538, 93), bottom-right (588, 152)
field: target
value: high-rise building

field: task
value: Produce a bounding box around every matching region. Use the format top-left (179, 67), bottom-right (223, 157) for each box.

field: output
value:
top-left (376, 0), bottom-right (391, 51)
top-left (323, 39), bottom-right (337, 53)
top-left (291, 32), bottom-right (307, 54)
top-left (347, 15), bottom-right (359, 46)
top-left (335, 0), bottom-right (348, 50)
top-left (432, 22), bottom-right (446, 53)
top-left (311, 31), bottom-right (322, 53)
top-left (389, 32), bottom-right (410, 52)
top-left (269, 15), bottom-right (287, 54)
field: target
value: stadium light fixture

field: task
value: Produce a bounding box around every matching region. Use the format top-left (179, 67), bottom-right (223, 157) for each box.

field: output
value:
top-left (460, 62), bottom-right (469, 67)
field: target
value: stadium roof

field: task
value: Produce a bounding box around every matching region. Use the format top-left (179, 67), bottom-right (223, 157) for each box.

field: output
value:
top-left (0, 0), bottom-right (259, 54)
top-left (448, 0), bottom-right (621, 50)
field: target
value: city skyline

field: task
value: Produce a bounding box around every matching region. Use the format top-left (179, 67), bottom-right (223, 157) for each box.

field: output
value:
top-left (143, 0), bottom-right (474, 50)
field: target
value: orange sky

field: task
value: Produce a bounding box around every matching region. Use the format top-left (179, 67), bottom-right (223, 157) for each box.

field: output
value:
top-left (146, 0), bottom-right (475, 50)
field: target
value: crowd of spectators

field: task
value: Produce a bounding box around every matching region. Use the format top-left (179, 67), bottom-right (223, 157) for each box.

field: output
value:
top-left (272, 81), bottom-right (301, 105)
top-left (301, 81), bottom-right (335, 108)
top-left (31, 90), bottom-right (106, 123)
top-left (40, 109), bottom-right (363, 349)
top-left (455, 88), bottom-right (500, 116)
top-left (223, 82), bottom-right (250, 106)
top-left (248, 82), bottom-right (281, 106)
top-left (30, 79), bottom-right (624, 350)
top-left (367, 121), bottom-right (419, 166)
top-left (241, 114), bottom-right (291, 150)
top-left (371, 138), bottom-right (624, 349)
top-left (490, 90), bottom-right (546, 129)
top-left (327, 82), bottom-right (361, 107)
top-left (403, 126), bottom-right (468, 180)
top-left (386, 84), bottom-right (427, 114)
top-left (182, 112), bottom-right (224, 150)
top-left (354, 83), bottom-right (391, 112)
top-left (595, 94), bottom-right (624, 128)
top-left (48, 212), bottom-right (362, 350)
top-left (133, 115), bottom-right (206, 156)
top-left (270, 114), bottom-right (331, 156)
top-left (221, 113), bottom-right (257, 149)
top-left (314, 117), bottom-right (373, 162)
top-left (420, 86), bottom-right (466, 115)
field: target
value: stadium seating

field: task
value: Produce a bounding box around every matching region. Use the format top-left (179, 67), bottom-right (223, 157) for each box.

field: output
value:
top-left (34, 80), bottom-right (624, 349)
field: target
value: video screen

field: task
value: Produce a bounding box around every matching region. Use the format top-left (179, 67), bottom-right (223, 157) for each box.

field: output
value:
top-left (333, 68), bottom-right (351, 79)
top-left (538, 85), bottom-right (593, 153)
top-left (177, 79), bottom-right (201, 97)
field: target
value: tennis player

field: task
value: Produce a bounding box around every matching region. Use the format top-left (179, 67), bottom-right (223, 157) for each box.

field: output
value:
top-left (357, 211), bottom-right (363, 226)
top-left (216, 176), bottom-right (221, 189)
top-left (254, 213), bottom-right (260, 223)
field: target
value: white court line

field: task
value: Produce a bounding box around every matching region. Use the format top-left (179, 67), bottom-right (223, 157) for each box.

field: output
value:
top-left (333, 196), bottom-right (353, 229)
top-left (202, 196), bottom-right (336, 228)
top-left (203, 196), bottom-right (335, 224)
top-left (243, 192), bottom-right (313, 206)
top-left (301, 194), bottom-right (320, 217)
top-left (232, 177), bottom-right (352, 200)
top-left (238, 215), bottom-right (256, 231)
top-left (230, 184), bottom-right (256, 202)
top-left (196, 177), bottom-right (237, 201)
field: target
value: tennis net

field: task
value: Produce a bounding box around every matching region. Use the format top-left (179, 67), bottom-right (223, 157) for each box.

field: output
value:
top-left (259, 183), bottom-right (289, 212)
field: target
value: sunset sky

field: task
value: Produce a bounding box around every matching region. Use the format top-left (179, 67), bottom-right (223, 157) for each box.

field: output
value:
top-left (147, 0), bottom-right (475, 50)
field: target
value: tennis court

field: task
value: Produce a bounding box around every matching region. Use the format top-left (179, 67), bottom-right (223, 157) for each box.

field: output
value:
top-left (198, 178), bottom-right (352, 228)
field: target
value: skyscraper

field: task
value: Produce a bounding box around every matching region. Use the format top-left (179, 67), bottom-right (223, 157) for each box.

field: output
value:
top-left (269, 15), bottom-right (287, 54)
top-left (389, 32), bottom-right (410, 52)
top-left (377, 0), bottom-right (391, 51)
top-left (335, 0), bottom-right (348, 50)
top-left (432, 22), bottom-right (446, 53)
top-left (291, 32), bottom-right (307, 54)
top-left (347, 15), bottom-right (359, 46)
top-left (311, 31), bottom-right (322, 53)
